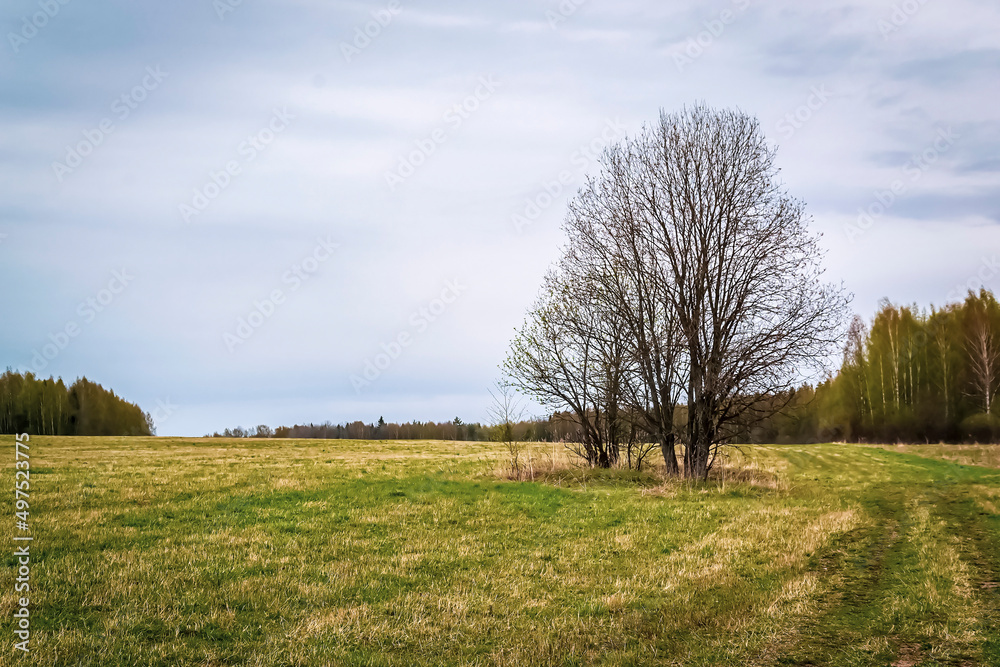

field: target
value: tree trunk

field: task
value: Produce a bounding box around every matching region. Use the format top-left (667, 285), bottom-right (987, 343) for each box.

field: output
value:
top-left (685, 398), bottom-right (713, 480)
top-left (659, 433), bottom-right (679, 475)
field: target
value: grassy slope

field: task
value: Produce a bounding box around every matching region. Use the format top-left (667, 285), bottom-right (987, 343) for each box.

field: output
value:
top-left (1, 437), bottom-right (998, 666)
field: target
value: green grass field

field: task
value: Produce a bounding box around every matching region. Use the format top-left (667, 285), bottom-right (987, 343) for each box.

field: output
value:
top-left (2, 437), bottom-right (999, 666)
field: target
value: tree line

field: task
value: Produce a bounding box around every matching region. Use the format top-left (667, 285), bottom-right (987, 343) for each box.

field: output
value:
top-left (753, 290), bottom-right (1000, 444)
top-left (0, 370), bottom-right (153, 436)
top-left (205, 413), bottom-right (589, 442)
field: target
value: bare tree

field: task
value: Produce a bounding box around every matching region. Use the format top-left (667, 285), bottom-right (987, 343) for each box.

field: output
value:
top-left (966, 315), bottom-right (999, 415)
top-left (561, 142), bottom-right (685, 474)
top-left (623, 105), bottom-right (849, 478)
top-left (505, 269), bottom-right (625, 468)
top-left (930, 308), bottom-right (955, 422)
top-left (488, 380), bottom-right (527, 478)
top-left (506, 104), bottom-right (849, 480)
top-left (843, 315), bottom-right (873, 427)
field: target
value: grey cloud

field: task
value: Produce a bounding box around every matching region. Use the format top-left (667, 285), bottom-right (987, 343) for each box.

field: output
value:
top-left (887, 49), bottom-right (1000, 88)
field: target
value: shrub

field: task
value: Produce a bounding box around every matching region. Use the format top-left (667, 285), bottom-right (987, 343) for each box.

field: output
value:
top-left (959, 412), bottom-right (1000, 443)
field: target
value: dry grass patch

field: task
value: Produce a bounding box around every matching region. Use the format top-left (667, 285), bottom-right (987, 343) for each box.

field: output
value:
top-left (878, 442), bottom-right (1000, 470)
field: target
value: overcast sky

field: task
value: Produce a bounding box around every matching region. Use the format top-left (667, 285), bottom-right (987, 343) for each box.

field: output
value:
top-left (2, 0), bottom-right (999, 436)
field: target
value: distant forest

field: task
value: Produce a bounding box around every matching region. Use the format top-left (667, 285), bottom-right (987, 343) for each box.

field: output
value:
top-left (205, 414), bottom-right (586, 443)
top-left (0, 370), bottom-right (153, 436)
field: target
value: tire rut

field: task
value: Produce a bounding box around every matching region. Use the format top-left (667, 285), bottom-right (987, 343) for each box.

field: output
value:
top-left (756, 490), bottom-right (910, 666)
top-left (930, 486), bottom-right (1000, 666)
